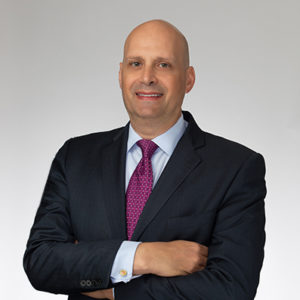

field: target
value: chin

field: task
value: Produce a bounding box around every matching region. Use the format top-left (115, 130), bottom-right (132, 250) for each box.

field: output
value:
top-left (132, 109), bottom-right (162, 120)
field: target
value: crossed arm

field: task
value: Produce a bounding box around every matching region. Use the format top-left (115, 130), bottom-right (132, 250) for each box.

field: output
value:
top-left (83, 154), bottom-right (266, 299)
top-left (82, 240), bottom-right (208, 299)
top-left (23, 141), bottom-right (266, 300)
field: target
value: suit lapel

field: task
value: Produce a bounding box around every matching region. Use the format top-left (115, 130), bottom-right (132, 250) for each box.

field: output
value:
top-left (131, 112), bottom-right (205, 241)
top-left (100, 125), bottom-right (129, 240)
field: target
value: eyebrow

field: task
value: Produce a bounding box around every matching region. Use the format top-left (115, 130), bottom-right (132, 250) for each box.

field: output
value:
top-left (125, 56), bottom-right (175, 62)
top-left (124, 56), bottom-right (143, 62)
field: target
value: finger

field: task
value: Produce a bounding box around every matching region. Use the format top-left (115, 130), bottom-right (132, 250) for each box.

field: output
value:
top-left (81, 291), bottom-right (101, 299)
top-left (81, 292), bottom-right (93, 297)
top-left (198, 265), bottom-right (205, 271)
top-left (192, 263), bottom-right (205, 272)
top-left (199, 245), bottom-right (208, 257)
top-left (199, 256), bottom-right (207, 267)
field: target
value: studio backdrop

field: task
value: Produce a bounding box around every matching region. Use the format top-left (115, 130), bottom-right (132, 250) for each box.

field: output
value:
top-left (1, 0), bottom-right (299, 299)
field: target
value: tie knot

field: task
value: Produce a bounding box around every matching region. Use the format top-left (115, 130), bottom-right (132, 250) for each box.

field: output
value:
top-left (137, 139), bottom-right (158, 159)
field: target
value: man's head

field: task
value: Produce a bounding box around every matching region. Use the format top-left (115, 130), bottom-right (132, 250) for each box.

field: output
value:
top-left (119, 20), bottom-right (195, 136)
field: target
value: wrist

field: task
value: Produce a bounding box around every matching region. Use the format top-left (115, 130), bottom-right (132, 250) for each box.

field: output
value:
top-left (133, 242), bottom-right (151, 275)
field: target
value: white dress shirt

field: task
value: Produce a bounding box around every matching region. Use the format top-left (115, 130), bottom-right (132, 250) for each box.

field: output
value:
top-left (110, 114), bottom-right (188, 284)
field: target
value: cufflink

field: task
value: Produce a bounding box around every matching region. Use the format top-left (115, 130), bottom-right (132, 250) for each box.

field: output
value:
top-left (119, 269), bottom-right (127, 277)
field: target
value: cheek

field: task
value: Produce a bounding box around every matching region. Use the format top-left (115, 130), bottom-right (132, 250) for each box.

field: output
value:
top-left (123, 76), bottom-right (138, 93)
top-left (165, 77), bottom-right (185, 95)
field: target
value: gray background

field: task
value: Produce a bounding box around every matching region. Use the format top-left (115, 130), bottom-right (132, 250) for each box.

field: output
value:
top-left (1, 0), bottom-right (299, 299)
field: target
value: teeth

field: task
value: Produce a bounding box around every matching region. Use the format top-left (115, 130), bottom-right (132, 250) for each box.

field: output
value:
top-left (138, 93), bottom-right (162, 97)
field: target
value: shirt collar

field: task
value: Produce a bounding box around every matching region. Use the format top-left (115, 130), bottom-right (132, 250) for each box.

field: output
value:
top-left (127, 114), bottom-right (188, 156)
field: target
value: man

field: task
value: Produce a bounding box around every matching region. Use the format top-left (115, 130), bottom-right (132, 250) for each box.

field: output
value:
top-left (24, 20), bottom-right (266, 300)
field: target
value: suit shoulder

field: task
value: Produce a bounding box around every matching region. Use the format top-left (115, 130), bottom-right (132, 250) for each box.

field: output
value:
top-left (196, 131), bottom-right (266, 182)
top-left (68, 126), bottom-right (125, 146)
top-left (205, 131), bottom-right (254, 151)
top-left (57, 126), bottom-right (126, 157)
top-left (202, 131), bottom-right (263, 162)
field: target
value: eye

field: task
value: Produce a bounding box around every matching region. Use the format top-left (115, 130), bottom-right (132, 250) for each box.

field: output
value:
top-left (158, 62), bottom-right (170, 68)
top-left (130, 61), bottom-right (141, 67)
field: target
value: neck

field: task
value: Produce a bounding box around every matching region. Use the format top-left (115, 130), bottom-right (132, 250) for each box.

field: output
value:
top-left (129, 113), bottom-right (181, 140)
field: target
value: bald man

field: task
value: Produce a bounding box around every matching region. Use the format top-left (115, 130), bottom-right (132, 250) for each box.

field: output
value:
top-left (24, 20), bottom-right (266, 300)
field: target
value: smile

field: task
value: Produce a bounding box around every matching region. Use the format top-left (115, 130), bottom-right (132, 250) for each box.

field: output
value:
top-left (136, 93), bottom-right (163, 98)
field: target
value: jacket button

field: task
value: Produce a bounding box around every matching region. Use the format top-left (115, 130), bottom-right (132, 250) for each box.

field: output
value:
top-left (86, 280), bottom-right (92, 287)
top-left (80, 280), bottom-right (86, 287)
top-left (92, 279), bottom-right (101, 287)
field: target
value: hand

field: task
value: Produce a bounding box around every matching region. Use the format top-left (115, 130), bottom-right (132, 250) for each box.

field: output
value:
top-left (81, 288), bottom-right (113, 299)
top-left (133, 240), bottom-right (208, 277)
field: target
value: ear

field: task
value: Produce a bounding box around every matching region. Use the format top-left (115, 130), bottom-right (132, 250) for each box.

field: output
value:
top-left (185, 66), bottom-right (195, 93)
top-left (118, 62), bottom-right (123, 89)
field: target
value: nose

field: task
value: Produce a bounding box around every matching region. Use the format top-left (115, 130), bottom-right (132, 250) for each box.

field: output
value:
top-left (140, 65), bottom-right (157, 86)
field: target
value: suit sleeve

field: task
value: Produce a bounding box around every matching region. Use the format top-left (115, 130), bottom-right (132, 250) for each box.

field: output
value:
top-left (23, 140), bottom-right (123, 295)
top-left (115, 152), bottom-right (266, 300)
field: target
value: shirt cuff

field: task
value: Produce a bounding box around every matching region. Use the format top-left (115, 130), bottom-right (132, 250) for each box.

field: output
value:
top-left (110, 240), bottom-right (141, 283)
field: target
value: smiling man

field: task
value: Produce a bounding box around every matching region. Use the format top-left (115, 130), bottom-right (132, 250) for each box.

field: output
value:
top-left (119, 21), bottom-right (194, 140)
top-left (24, 20), bottom-right (266, 300)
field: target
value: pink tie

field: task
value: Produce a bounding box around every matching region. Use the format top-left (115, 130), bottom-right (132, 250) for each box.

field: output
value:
top-left (126, 139), bottom-right (158, 240)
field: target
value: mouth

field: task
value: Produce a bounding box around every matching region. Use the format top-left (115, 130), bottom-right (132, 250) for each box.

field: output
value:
top-left (136, 92), bottom-right (163, 100)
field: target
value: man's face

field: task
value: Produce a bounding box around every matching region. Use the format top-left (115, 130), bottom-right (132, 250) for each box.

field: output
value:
top-left (119, 23), bottom-right (194, 125)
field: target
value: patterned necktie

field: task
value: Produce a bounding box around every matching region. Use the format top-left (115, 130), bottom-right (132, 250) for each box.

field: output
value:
top-left (126, 139), bottom-right (158, 240)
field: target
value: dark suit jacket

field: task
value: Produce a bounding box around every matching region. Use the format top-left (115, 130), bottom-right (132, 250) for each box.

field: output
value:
top-left (23, 111), bottom-right (266, 300)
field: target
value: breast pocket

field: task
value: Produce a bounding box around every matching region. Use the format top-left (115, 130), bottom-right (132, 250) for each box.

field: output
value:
top-left (166, 210), bottom-right (216, 245)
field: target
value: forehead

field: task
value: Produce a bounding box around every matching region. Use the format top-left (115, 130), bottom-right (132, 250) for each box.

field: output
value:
top-left (124, 27), bottom-right (182, 61)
